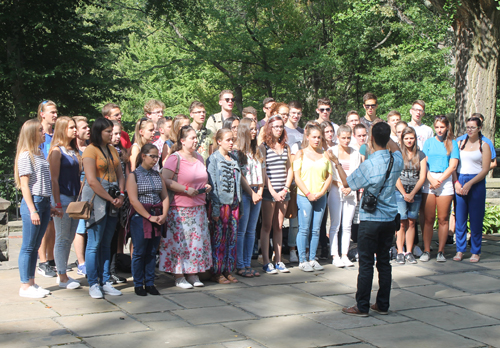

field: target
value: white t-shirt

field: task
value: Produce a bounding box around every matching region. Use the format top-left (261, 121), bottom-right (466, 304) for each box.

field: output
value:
top-left (410, 123), bottom-right (434, 150)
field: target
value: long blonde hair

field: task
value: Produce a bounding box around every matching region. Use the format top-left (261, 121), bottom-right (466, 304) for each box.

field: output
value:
top-left (134, 118), bottom-right (155, 148)
top-left (48, 117), bottom-right (79, 160)
top-left (37, 100), bottom-right (57, 122)
top-left (14, 119), bottom-right (42, 188)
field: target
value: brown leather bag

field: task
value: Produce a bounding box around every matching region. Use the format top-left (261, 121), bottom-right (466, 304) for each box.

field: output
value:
top-left (285, 184), bottom-right (298, 219)
top-left (67, 176), bottom-right (96, 220)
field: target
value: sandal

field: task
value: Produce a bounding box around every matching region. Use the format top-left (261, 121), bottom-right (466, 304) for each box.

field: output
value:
top-left (236, 268), bottom-right (254, 278)
top-left (224, 273), bottom-right (239, 283)
top-left (470, 254), bottom-right (480, 263)
top-left (453, 252), bottom-right (463, 261)
top-left (247, 267), bottom-right (260, 277)
top-left (211, 274), bottom-right (230, 284)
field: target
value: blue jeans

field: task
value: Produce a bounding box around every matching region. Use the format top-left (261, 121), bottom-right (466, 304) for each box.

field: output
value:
top-left (85, 203), bottom-right (118, 287)
top-left (395, 191), bottom-right (422, 220)
top-left (53, 194), bottom-right (79, 274)
top-left (297, 194), bottom-right (327, 263)
top-left (237, 191), bottom-right (262, 269)
top-left (19, 196), bottom-right (51, 283)
top-left (130, 214), bottom-right (161, 287)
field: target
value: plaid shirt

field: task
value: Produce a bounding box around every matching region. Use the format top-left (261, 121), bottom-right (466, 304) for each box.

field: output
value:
top-left (347, 150), bottom-right (404, 222)
top-left (134, 165), bottom-right (163, 205)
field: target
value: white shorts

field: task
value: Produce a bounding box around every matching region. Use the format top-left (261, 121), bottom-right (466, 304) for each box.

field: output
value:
top-left (421, 172), bottom-right (454, 196)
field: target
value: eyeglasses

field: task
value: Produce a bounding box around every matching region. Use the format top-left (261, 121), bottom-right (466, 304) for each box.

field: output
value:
top-left (224, 98), bottom-right (236, 103)
top-left (278, 113), bottom-right (289, 117)
top-left (192, 111), bottom-right (206, 114)
top-left (364, 104), bottom-right (377, 109)
top-left (319, 108), bottom-right (331, 112)
top-left (411, 108), bottom-right (424, 113)
top-left (164, 116), bottom-right (172, 121)
top-left (145, 154), bottom-right (159, 159)
top-left (466, 126), bottom-right (478, 131)
top-left (272, 125), bottom-right (284, 130)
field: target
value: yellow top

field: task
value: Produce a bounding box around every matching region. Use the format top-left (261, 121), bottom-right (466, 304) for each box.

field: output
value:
top-left (293, 155), bottom-right (332, 196)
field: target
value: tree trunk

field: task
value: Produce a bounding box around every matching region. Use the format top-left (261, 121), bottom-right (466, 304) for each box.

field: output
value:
top-left (452, 0), bottom-right (499, 141)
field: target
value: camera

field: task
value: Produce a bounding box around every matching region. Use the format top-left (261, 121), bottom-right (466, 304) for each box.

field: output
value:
top-left (108, 184), bottom-right (121, 199)
top-left (361, 192), bottom-right (378, 213)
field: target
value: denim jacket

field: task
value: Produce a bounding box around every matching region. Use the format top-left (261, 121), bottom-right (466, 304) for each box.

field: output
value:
top-left (207, 150), bottom-right (242, 218)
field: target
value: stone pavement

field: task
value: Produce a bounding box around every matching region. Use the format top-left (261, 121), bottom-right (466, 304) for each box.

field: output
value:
top-left (1, 233), bottom-right (500, 348)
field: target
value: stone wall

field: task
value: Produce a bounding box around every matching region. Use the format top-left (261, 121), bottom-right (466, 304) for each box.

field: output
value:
top-left (0, 198), bottom-right (9, 261)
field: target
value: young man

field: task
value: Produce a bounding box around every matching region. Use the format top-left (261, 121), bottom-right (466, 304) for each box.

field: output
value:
top-left (152, 117), bottom-right (171, 171)
top-left (284, 101), bottom-right (304, 147)
top-left (190, 101), bottom-right (213, 163)
top-left (242, 106), bottom-right (258, 123)
top-left (335, 122), bottom-right (403, 317)
top-left (360, 93), bottom-right (383, 131)
top-left (408, 100), bottom-right (433, 150)
top-left (144, 99), bottom-right (166, 142)
top-left (387, 110), bottom-right (402, 143)
top-left (257, 97), bottom-right (275, 130)
top-left (315, 98), bottom-right (339, 144)
top-left (206, 90), bottom-right (235, 134)
top-left (103, 103), bottom-right (132, 152)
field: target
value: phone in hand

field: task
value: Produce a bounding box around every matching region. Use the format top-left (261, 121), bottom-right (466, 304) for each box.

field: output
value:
top-left (197, 187), bottom-right (207, 194)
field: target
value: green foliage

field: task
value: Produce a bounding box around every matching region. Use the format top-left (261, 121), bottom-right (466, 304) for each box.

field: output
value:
top-left (482, 204), bottom-right (500, 234)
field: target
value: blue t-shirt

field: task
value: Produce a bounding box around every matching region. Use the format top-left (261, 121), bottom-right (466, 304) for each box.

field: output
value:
top-left (40, 133), bottom-right (53, 159)
top-left (423, 137), bottom-right (459, 173)
top-left (456, 134), bottom-right (496, 161)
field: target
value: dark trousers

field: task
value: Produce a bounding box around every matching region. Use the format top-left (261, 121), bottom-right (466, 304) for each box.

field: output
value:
top-left (356, 220), bottom-right (395, 313)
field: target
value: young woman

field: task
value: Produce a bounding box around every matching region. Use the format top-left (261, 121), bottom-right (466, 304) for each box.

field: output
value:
top-left (259, 111), bottom-right (293, 274)
top-left (320, 121), bottom-right (336, 150)
top-left (207, 129), bottom-right (244, 283)
top-left (82, 118), bottom-right (126, 298)
top-left (328, 125), bottom-right (361, 268)
top-left (395, 127), bottom-right (427, 264)
top-left (160, 126), bottom-right (212, 289)
top-left (421, 115), bottom-right (459, 262)
top-left (15, 119), bottom-right (55, 298)
top-left (395, 121), bottom-right (408, 147)
top-left (130, 118), bottom-right (155, 172)
top-left (453, 117), bottom-right (491, 262)
top-left (48, 117), bottom-right (81, 289)
top-left (223, 116), bottom-right (240, 140)
top-left (163, 115), bottom-right (190, 163)
top-left (293, 124), bottom-right (333, 271)
top-left (127, 144), bottom-right (169, 295)
top-left (234, 118), bottom-right (264, 277)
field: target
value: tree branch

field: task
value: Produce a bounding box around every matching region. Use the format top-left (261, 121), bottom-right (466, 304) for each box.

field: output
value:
top-left (372, 29), bottom-right (392, 49)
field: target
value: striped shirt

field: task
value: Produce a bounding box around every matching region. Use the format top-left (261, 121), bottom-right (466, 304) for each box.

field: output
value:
top-left (264, 143), bottom-right (288, 192)
top-left (18, 151), bottom-right (51, 197)
top-left (134, 165), bottom-right (163, 205)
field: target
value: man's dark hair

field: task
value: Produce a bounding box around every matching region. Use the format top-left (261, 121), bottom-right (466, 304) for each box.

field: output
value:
top-left (263, 97), bottom-right (275, 106)
top-left (317, 98), bottom-right (331, 108)
top-left (363, 93), bottom-right (377, 104)
top-left (288, 100), bottom-right (302, 110)
top-left (371, 122), bottom-right (391, 148)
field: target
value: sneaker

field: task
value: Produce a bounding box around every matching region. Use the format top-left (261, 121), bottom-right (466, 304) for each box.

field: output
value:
top-left (263, 263), bottom-right (278, 274)
top-left (341, 256), bottom-right (354, 267)
top-left (436, 252), bottom-right (446, 262)
top-left (58, 277), bottom-right (81, 290)
top-left (102, 282), bottom-right (122, 296)
top-left (332, 256), bottom-right (345, 268)
top-left (405, 253), bottom-right (418, 264)
top-left (396, 253), bottom-right (405, 264)
top-left (77, 263), bottom-right (86, 276)
top-left (37, 262), bottom-right (57, 277)
top-left (289, 250), bottom-right (298, 263)
top-left (48, 259), bottom-right (56, 270)
top-left (20, 285), bottom-right (45, 298)
top-left (309, 260), bottom-right (324, 271)
top-left (419, 251), bottom-right (430, 262)
top-left (110, 274), bottom-right (127, 284)
top-left (186, 275), bottom-right (204, 287)
top-left (175, 277), bottom-right (194, 289)
top-left (299, 261), bottom-right (314, 272)
top-left (33, 284), bottom-right (50, 295)
top-left (275, 262), bottom-right (290, 273)
top-left (89, 284), bottom-right (104, 299)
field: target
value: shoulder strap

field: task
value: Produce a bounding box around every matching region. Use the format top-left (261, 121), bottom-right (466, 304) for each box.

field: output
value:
top-left (172, 152), bottom-right (181, 181)
top-left (377, 152), bottom-right (394, 197)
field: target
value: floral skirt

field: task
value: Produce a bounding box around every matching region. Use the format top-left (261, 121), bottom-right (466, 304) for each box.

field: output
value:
top-left (209, 197), bottom-right (240, 274)
top-left (159, 205), bottom-right (212, 274)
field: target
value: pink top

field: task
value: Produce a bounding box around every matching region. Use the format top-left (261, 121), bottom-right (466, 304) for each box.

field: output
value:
top-left (165, 152), bottom-right (208, 207)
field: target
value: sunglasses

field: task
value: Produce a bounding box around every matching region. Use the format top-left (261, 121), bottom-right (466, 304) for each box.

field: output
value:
top-left (364, 104), bottom-right (377, 109)
top-left (224, 98), bottom-right (236, 103)
top-left (319, 108), bottom-right (331, 112)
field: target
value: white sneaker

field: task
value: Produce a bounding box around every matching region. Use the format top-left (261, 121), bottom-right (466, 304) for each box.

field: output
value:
top-left (33, 284), bottom-right (50, 295)
top-left (102, 282), bottom-right (122, 296)
top-left (186, 275), bottom-right (204, 287)
top-left (275, 261), bottom-right (290, 273)
top-left (20, 285), bottom-right (45, 298)
top-left (289, 250), bottom-right (298, 263)
top-left (341, 256), bottom-right (354, 267)
top-left (89, 284), bottom-right (104, 299)
top-left (175, 277), bottom-right (194, 289)
top-left (332, 256), bottom-right (345, 268)
top-left (299, 262), bottom-right (314, 272)
top-left (309, 260), bottom-right (324, 271)
top-left (58, 277), bottom-right (81, 290)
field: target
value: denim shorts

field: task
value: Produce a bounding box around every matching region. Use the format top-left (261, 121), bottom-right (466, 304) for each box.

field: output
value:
top-left (396, 191), bottom-right (422, 220)
top-left (262, 189), bottom-right (290, 202)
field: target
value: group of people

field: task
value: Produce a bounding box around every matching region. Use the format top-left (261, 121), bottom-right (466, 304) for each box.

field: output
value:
top-left (15, 91), bottom-right (495, 319)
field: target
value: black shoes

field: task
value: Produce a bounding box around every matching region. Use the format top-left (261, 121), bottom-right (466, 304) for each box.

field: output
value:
top-left (110, 274), bottom-right (127, 284)
top-left (134, 286), bottom-right (147, 296)
top-left (145, 285), bottom-right (160, 295)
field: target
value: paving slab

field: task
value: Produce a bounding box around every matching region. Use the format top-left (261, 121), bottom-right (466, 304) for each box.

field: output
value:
top-left (0, 318), bottom-right (63, 335)
top-left (167, 292), bottom-right (227, 309)
top-left (210, 284), bottom-right (337, 317)
top-left (225, 316), bottom-right (359, 348)
top-left (460, 325), bottom-right (500, 348)
top-left (0, 300), bottom-right (59, 322)
top-left (322, 294), bottom-right (356, 307)
top-left (55, 311), bottom-right (150, 337)
top-left (173, 305), bottom-right (256, 325)
top-left (42, 296), bottom-right (119, 316)
top-left (133, 311), bottom-right (182, 322)
top-left (388, 289), bottom-right (447, 311)
top-left (222, 339), bottom-right (267, 348)
top-left (404, 284), bottom-right (470, 299)
top-left (413, 260), bottom-right (483, 273)
top-left (476, 252), bottom-right (500, 261)
top-left (325, 345), bottom-right (376, 348)
top-left (146, 320), bottom-right (192, 330)
top-left (291, 280), bottom-right (356, 296)
top-left (105, 293), bottom-right (182, 313)
top-left (236, 267), bottom-right (325, 287)
top-left (400, 305), bottom-right (500, 330)
top-left (474, 261), bottom-right (500, 270)
top-left (0, 329), bottom-right (81, 348)
top-left (306, 311), bottom-right (386, 330)
top-left (342, 321), bottom-right (483, 348)
top-left (443, 293), bottom-right (500, 319)
top-left (426, 272), bottom-right (500, 293)
top-left (84, 324), bottom-right (238, 348)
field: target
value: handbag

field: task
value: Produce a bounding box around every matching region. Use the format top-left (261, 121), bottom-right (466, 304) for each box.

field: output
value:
top-left (361, 152), bottom-right (394, 213)
top-left (67, 176), bottom-right (96, 220)
top-left (285, 184), bottom-right (298, 219)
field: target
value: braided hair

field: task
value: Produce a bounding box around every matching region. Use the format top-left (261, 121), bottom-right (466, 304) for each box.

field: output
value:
top-left (460, 117), bottom-right (483, 153)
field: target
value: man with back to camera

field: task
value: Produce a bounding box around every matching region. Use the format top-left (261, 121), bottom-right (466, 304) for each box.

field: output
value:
top-left (360, 92), bottom-right (383, 131)
top-left (206, 90), bottom-right (235, 135)
top-left (333, 122), bottom-right (403, 316)
top-left (315, 98), bottom-right (339, 144)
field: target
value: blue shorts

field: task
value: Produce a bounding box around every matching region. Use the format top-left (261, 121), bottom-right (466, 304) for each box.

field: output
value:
top-left (396, 191), bottom-right (422, 220)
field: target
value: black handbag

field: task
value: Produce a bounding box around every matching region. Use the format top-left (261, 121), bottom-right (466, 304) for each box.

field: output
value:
top-left (361, 153), bottom-right (394, 213)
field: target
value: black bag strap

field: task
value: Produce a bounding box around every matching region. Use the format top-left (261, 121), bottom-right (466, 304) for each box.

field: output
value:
top-left (376, 152), bottom-right (394, 197)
